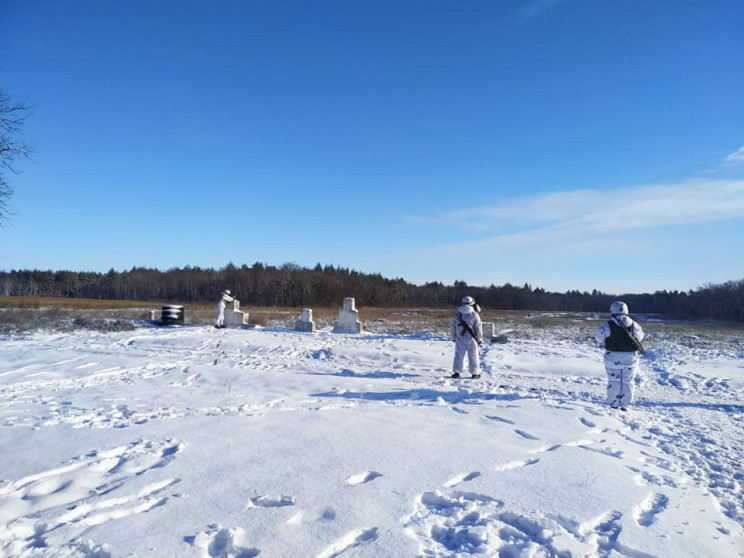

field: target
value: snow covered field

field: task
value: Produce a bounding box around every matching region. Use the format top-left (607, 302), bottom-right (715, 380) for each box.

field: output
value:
top-left (1, 320), bottom-right (742, 557)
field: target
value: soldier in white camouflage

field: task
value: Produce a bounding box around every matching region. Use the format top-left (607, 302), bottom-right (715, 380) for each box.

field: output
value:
top-left (450, 296), bottom-right (483, 379)
top-left (594, 301), bottom-right (645, 410)
top-left (215, 289), bottom-right (235, 329)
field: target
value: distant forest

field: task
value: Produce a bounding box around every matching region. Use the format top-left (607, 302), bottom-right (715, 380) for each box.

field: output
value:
top-left (1, 263), bottom-right (743, 322)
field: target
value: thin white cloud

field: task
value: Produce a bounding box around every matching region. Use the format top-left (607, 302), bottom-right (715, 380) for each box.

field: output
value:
top-left (427, 179), bottom-right (744, 251)
top-left (582, 181), bottom-right (744, 231)
top-left (519, 0), bottom-right (570, 20)
top-left (724, 145), bottom-right (744, 165)
top-left (438, 189), bottom-right (604, 225)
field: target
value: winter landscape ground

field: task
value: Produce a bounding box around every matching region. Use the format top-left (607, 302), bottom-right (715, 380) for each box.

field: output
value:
top-left (0, 308), bottom-right (742, 557)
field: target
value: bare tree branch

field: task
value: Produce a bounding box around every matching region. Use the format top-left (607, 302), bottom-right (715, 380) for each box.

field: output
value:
top-left (0, 88), bottom-right (34, 224)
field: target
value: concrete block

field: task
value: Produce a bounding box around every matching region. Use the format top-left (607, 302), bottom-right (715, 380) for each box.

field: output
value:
top-left (295, 308), bottom-right (315, 332)
top-left (333, 297), bottom-right (363, 333)
top-left (223, 300), bottom-right (249, 327)
top-left (482, 322), bottom-right (495, 341)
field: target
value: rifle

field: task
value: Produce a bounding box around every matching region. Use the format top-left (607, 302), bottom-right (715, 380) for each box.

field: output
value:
top-left (455, 312), bottom-right (482, 346)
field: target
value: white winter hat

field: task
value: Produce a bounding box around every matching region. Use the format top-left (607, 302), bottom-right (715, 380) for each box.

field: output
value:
top-left (223, 289), bottom-right (231, 295)
top-left (462, 296), bottom-right (475, 306)
top-left (610, 301), bottom-right (628, 315)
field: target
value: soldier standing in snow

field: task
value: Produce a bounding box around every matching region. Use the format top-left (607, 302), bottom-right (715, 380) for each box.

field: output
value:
top-left (594, 301), bottom-right (645, 411)
top-left (215, 289), bottom-right (234, 329)
top-left (450, 296), bottom-right (484, 379)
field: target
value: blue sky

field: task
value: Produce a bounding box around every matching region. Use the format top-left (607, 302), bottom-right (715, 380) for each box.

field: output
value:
top-left (1, 0), bottom-right (742, 295)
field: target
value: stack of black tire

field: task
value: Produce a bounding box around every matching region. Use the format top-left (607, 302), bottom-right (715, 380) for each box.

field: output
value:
top-left (160, 305), bottom-right (185, 325)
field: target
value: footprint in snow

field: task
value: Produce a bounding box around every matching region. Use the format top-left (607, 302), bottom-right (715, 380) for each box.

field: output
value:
top-left (494, 458), bottom-right (540, 471)
top-left (0, 439), bottom-right (185, 552)
top-left (530, 444), bottom-right (562, 454)
top-left (404, 491), bottom-right (504, 555)
top-left (444, 471), bottom-right (481, 488)
top-left (347, 471), bottom-right (383, 485)
top-left (580, 445), bottom-right (625, 460)
top-left (514, 429), bottom-right (540, 440)
top-left (635, 493), bottom-right (669, 527)
top-left (316, 527), bottom-right (379, 558)
top-left (248, 495), bottom-right (295, 508)
top-left (579, 417), bottom-right (597, 428)
top-left (485, 415), bottom-right (515, 425)
top-left (188, 524), bottom-right (259, 558)
top-left (286, 507), bottom-right (337, 525)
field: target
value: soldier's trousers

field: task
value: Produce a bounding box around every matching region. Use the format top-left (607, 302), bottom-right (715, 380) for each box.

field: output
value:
top-left (604, 351), bottom-right (640, 408)
top-left (453, 337), bottom-right (480, 375)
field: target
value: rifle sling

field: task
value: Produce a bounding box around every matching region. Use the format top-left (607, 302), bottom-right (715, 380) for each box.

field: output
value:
top-left (611, 317), bottom-right (645, 354)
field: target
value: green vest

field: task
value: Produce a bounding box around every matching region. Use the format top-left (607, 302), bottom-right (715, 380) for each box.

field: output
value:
top-left (605, 320), bottom-right (638, 352)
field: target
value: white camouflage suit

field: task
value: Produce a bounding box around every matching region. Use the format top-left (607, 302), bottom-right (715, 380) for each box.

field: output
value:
top-left (594, 314), bottom-right (645, 409)
top-left (215, 290), bottom-right (234, 327)
top-left (450, 304), bottom-right (483, 375)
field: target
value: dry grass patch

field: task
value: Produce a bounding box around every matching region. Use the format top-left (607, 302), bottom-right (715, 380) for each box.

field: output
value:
top-left (0, 296), bottom-right (161, 310)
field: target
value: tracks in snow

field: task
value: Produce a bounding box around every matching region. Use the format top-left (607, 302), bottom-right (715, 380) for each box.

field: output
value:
top-left (1, 326), bottom-right (742, 556)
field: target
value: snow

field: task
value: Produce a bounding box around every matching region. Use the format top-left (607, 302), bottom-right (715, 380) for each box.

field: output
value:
top-left (1, 322), bottom-right (743, 557)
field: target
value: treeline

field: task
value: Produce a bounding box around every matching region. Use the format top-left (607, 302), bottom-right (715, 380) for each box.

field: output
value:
top-left (1, 263), bottom-right (743, 322)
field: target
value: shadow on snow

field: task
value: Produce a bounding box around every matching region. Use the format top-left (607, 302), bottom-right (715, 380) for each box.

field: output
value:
top-left (304, 369), bottom-right (422, 380)
top-left (311, 387), bottom-right (530, 405)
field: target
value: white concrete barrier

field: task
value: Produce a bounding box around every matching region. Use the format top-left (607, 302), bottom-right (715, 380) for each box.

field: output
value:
top-left (333, 298), bottom-right (362, 333)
